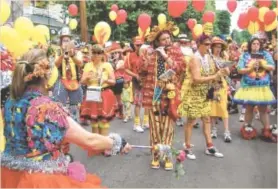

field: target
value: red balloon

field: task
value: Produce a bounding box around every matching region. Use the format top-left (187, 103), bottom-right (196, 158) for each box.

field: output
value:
top-left (111, 4), bottom-right (119, 11)
top-left (247, 7), bottom-right (259, 22)
top-left (237, 13), bottom-right (249, 29)
top-left (187, 19), bottom-right (197, 30)
top-left (202, 11), bottom-right (215, 23)
top-left (257, 0), bottom-right (272, 8)
top-left (138, 13), bottom-right (151, 32)
top-left (168, 0), bottom-right (188, 18)
top-left (264, 10), bottom-right (276, 25)
top-left (115, 16), bottom-right (121, 25)
top-left (192, 0), bottom-right (205, 12)
top-left (227, 0), bottom-right (237, 13)
top-left (117, 9), bottom-right (127, 24)
top-left (68, 4), bottom-right (78, 16)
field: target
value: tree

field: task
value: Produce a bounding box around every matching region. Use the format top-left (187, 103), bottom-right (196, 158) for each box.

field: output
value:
top-left (214, 10), bottom-right (231, 36)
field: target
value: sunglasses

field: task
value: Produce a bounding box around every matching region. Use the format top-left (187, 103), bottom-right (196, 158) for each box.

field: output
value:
top-left (204, 43), bottom-right (211, 46)
top-left (92, 51), bottom-right (104, 55)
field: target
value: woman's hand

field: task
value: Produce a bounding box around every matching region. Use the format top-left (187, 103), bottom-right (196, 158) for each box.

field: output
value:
top-left (121, 143), bottom-right (132, 154)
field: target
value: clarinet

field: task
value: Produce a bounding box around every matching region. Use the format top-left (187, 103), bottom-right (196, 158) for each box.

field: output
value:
top-left (208, 50), bottom-right (232, 86)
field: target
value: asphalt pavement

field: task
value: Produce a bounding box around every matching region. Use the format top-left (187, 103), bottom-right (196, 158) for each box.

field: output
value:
top-left (70, 113), bottom-right (277, 188)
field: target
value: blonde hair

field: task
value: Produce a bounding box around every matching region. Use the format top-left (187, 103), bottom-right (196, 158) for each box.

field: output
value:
top-left (11, 49), bottom-right (47, 99)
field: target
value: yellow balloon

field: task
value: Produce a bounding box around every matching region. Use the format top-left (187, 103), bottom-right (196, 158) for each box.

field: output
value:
top-left (31, 25), bottom-right (50, 45)
top-left (0, 26), bottom-right (20, 52)
top-left (14, 17), bottom-right (34, 40)
top-left (158, 13), bottom-right (167, 25)
top-left (248, 21), bottom-right (259, 35)
top-left (0, 1), bottom-right (11, 25)
top-left (265, 19), bottom-right (278, 32)
top-left (203, 22), bottom-right (213, 36)
top-left (138, 27), bottom-right (150, 37)
top-left (109, 11), bottom-right (117, 21)
top-left (94, 21), bottom-right (111, 45)
top-left (273, 8), bottom-right (278, 16)
top-left (193, 24), bottom-right (203, 37)
top-left (69, 19), bottom-right (78, 30)
top-left (173, 27), bottom-right (180, 36)
top-left (259, 7), bottom-right (269, 22)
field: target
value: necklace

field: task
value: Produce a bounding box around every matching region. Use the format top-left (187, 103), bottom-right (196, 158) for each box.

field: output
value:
top-left (196, 51), bottom-right (210, 75)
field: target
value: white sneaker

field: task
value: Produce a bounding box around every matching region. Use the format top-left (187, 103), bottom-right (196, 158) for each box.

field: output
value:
top-left (184, 147), bottom-right (196, 160)
top-left (205, 146), bottom-right (224, 158)
top-left (123, 117), bottom-right (128, 123)
top-left (224, 131), bottom-right (232, 143)
top-left (239, 114), bottom-right (245, 122)
top-left (133, 125), bottom-right (144, 133)
top-left (270, 109), bottom-right (276, 116)
top-left (255, 112), bottom-right (260, 120)
top-left (211, 126), bottom-right (217, 139)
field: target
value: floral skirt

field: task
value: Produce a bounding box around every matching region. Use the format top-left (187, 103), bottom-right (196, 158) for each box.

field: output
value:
top-left (233, 86), bottom-right (276, 105)
top-left (1, 167), bottom-right (105, 188)
top-left (80, 88), bottom-right (118, 122)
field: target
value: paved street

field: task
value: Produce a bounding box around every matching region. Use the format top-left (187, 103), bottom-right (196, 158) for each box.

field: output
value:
top-left (70, 113), bottom-right (277, 188)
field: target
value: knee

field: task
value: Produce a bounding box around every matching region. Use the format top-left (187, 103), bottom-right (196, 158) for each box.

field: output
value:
top-left (202, 117), bottom-right (211, 125)
top-left (186, 119), bottom-right (196, 127)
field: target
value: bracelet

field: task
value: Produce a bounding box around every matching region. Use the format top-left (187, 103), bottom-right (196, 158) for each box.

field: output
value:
top-left (108, 133), bottom-right (125, 155)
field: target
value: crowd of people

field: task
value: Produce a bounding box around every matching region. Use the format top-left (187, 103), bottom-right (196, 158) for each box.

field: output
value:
top-left (0, 20), bottom-right (277, 187)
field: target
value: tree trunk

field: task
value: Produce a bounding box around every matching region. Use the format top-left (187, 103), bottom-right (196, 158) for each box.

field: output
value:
top-left (80, 0), bottom-right (88, 43)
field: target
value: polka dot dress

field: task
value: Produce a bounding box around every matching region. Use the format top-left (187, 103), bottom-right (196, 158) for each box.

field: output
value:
top-left (157, 54), bottom-right (165, 79)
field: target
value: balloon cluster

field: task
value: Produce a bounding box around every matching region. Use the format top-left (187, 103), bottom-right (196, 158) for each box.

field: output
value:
top-left (187, 11), bottom-right (215, 39)
top-left (68, 4), bottom-right (78, 30)
top-left (0, 14), bottom-right (50, 58)
top-left (237, 0), bottom-right (277, 34)
top-left (109, 4), bottom-right (128, 25)
top-left (156, 13), bottom-right (179, 37)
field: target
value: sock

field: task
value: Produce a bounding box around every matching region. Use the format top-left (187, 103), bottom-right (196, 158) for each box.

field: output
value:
top-left (207, 142), bottom-right (213, 148)
top-left (91, 123), bottom-right (98, 128)
top-left (99, 122), bottom-right (110, 129)
top-left (143, 115), bottom-right (149, 125)
top-left (134, 116), bottom-right (140, 126)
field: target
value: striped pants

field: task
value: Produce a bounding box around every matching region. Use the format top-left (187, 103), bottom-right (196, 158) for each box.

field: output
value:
top-left (149, 104), bottom-right (174, 147)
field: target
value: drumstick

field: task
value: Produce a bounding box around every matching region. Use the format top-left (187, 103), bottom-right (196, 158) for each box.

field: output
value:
top-left (131, 145), bottom-right (153, 149)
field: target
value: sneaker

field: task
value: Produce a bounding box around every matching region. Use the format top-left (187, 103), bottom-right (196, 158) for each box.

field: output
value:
top-left (133, 125), bottom-right (144, 133)
top-left (164, 160), bottom-right (173, 171)
top-left (211, 126), bottom-right (217, 139)
top-left (239, 114), bottom-right (245, 122)
top-left (184, 147), bottom-right (196, 160)
top-left (193, 122), bottom-right (199, 128)
top-left (176, 118), bottom-right (183, 127)
top-left (123, 117), bottom-right (128, 123)
top-left (151, 159), bottom-right (160, 169)
top-left (142, 124), bottom-right (150, 130)
top-left (229, 109), bottom-right (239, 114)
top-left (205, 146), bottom-right (224, 158)
top-left (270, 109), bottom-right (277, 116)
top-left (270, 124), bottom-right (278, 135)
top-left (224, 130), bottom-right (232, 143)
top-left (255, 112), bottom-right (260, 120)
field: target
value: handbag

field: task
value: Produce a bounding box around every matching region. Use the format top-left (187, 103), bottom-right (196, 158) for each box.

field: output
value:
top-left (86, 86), bottom-right (102, 102)
top-left (61, 79), bottom-right (79, 91)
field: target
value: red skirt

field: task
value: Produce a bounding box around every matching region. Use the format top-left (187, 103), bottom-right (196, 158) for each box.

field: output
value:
top-left (80, 89), bottom-right (118, 122)
top-left (1, 167), bottom-right (105, 188)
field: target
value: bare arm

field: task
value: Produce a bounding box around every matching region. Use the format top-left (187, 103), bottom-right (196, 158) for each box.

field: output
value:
top-left (190, 57), bottom-right (217, 84)
top-left (80, 71), bottom-right (91, 85)
top-left (64, 116), bottom-right (113, 151)
top-left (104, 67), bottom-right (116, 86)
top-left (71, 55), bottom-right (83, 68)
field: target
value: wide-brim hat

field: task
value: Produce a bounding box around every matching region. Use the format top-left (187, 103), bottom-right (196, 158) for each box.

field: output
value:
top-left (212, 37), bottom-right (227, 50)
top-left (105, 42), bottom-right (123, 54)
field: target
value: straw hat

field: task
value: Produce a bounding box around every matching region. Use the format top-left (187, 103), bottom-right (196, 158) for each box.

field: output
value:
top-left (105, 42), bottom-right (123, 54)
top-left (211, 36), bottom-right (227, 50)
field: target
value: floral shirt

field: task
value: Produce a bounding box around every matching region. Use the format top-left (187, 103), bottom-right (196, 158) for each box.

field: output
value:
top-left (3, 90), bottom-right (69, 161)
top-left (237, 51), bottom-right (274, 88)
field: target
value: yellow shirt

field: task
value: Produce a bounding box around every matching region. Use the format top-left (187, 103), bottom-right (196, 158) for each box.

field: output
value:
top-left (83, 62), bottom-right (114, 88)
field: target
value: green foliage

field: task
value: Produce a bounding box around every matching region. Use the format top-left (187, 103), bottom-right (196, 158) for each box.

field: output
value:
top-left (214, 10), bottom-right (231, 35)
top-left (231, 29), bottom-right (251, 44)
top-left (52, 0), bottom-right (232, 42)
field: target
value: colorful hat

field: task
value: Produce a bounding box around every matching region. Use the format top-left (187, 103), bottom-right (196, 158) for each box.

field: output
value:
top-left (105, 42), bottom-right (123, 54)
top-left (147, 21), bottom-right (178, 42)
top-left (59, 27), bottom-right (72, 39)
top-left (212, 36), bottom-right (227, 49)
